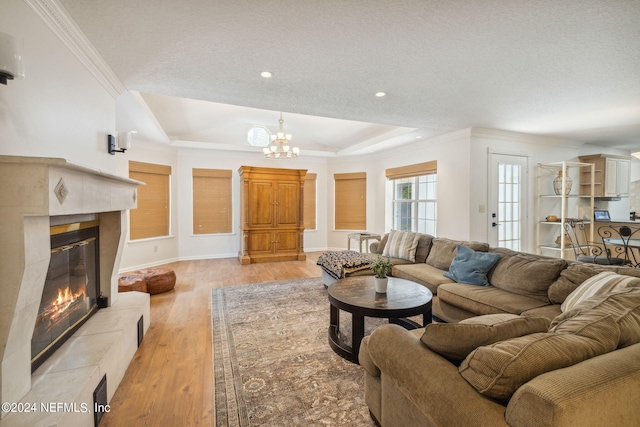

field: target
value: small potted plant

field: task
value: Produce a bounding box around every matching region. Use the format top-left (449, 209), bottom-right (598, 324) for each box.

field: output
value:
top-left (370, 256), bottom-right (393, 293)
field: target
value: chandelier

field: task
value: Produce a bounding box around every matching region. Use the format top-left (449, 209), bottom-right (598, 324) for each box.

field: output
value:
top-left (263, 112), bottom-right (300, 159)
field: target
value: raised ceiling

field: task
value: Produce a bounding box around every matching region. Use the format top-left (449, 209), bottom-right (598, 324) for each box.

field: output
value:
top-left (58, 0), bottom-right (640, 155)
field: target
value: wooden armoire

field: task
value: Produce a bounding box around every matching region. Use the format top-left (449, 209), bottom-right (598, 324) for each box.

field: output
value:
top-left (238, 166), bottom-right (307, 264)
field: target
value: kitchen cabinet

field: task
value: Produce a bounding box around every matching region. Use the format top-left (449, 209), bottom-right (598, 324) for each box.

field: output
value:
top-left (238, 166), bottom-right (307, 264)
top-left (579, 154), bottom-right (631, 198)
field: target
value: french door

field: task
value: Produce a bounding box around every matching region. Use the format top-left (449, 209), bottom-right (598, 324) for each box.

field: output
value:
top-left (488, 153), bottom-right (529, 250)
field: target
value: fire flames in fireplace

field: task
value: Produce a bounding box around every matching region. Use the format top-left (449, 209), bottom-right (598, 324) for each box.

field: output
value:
top-left (42, 285), bottom-right (87, 324)
top-left (31, 223), bottom-right (100, 371)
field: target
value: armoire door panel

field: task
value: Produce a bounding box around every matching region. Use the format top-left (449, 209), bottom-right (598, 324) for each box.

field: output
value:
top-left (276, 230), bottom-right (299, 252)
top-left (276, 182), bottom-right (299, 226)
top-left (249, 181), bottom-right (274, 227)
top-left (248, 230), bottom-right (273, 254)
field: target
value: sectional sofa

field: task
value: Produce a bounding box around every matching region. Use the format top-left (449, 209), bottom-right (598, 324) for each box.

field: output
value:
top-left (352, 231), bottom-right (640, 426)
top-left (368, 232), bottom-right (640, 322)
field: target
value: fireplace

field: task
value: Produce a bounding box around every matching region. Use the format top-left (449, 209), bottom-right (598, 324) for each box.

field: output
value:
top-left (31, 221), bottom-right (100, 372)
top-left (1, 156), bottom-right (148, 424)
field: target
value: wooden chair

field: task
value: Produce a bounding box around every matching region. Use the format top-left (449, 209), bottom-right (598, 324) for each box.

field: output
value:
top-left (563, 220), bottom-right (628, 265)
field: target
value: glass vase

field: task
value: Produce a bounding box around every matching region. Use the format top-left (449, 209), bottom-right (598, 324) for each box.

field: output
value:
top-left (553, 170), bottom-right (573, 195)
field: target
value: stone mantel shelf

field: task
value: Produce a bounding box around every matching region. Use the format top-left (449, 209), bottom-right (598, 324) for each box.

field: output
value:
top-left (0, 155), bottom-right (144, 187)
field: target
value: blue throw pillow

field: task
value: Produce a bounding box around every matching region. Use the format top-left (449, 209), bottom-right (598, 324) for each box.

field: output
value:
top-left (443, 245), bottom-right (501, 286)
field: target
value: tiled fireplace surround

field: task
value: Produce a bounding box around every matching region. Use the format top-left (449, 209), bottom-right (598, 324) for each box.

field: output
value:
top-left (0, 156), bottom-right (150, 426)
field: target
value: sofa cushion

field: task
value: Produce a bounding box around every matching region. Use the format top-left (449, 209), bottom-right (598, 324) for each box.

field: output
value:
top-left (551, 287), bottom-right (640, 348)
top-left (382, 229), bottom-right (422, 262)
top-left (548, 262), bottom-right (640, 304)
top-left (421, 314), bottom-right (550, 362)
top-left (372, 233), bottom-right (389, 254)
top-left (561, 271), bottom-right (640, 312)
top-left (425, 238), bottom-right (489, 270)
top-left (414, 234), bottom-right (435, 264)
top-left (487, 248), bottom-right (567, 302)
top-left (459, 314), bottom-right (620, 401)
top-left (443, 245), bottom-right (501, 287)
top-left (392, 263), bottom-right (453, 294)
top-left (437, 283), bottom-right (550, 316)
top-left (521, 304), bottom-right (562, 321)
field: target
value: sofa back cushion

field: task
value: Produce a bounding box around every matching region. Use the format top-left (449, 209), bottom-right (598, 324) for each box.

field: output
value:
top-left (487, 248), bottom-right (567, 302)
top-left (459, 314), bottom-right (620, 401)
top-left (414, 234), bottom-right (435, 264)
top-left (425, 238), bottom-right (489, 270)
top-left (547, 262), bottom-right (640, 304)
top-left (551, 287), bottom-right (640, 348)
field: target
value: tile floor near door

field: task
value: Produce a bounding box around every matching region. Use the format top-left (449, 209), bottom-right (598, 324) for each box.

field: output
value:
top-left (101, 253), bottom-right (323, 426)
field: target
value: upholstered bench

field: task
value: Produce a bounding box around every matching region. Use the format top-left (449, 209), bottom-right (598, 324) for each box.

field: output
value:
top-left (118, 267), bottom-right (176, 295)
top-left (316, 250), bottom-right (374, 286)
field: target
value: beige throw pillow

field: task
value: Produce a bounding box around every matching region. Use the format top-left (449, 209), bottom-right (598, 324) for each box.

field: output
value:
top-left (421, 314), bottom-right (550, 362)
top-left (382, 229), bottom-right (421, 262)
top-left (561, 271), bottom-right (640, 312)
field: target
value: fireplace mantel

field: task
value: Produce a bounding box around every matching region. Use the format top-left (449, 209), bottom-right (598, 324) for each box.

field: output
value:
top-left (0, 155), bottom-right (146, 421)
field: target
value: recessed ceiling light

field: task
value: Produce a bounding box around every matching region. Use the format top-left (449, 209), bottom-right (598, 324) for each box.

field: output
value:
top-left (375, 92), bottom-right (386, 97)
top-left (261, 71), bottom-right (273, 78)
top-left (416, 135), bottom-right (423, 139)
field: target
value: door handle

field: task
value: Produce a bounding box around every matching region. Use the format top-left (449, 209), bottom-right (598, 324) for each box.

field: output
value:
top-left (492, 222), bottom-right (501, 227)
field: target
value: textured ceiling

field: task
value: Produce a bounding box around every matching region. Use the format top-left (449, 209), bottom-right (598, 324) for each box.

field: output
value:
top-left (59, 0), bottom-right (640, 155)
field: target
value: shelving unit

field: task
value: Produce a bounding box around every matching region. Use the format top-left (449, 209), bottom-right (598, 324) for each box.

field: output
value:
top-left (536, 161), bottom-right (595, 259)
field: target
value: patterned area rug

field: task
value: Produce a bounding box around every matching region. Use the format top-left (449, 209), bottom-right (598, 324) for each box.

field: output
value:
top-left (211, 278), bottom-right (378, 427)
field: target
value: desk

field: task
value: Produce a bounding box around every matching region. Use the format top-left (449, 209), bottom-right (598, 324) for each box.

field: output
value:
top-left (347, 233), bottom-right (381, 253)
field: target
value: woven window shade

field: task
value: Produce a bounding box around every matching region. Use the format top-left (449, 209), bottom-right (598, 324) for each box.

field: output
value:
top-left (334, 172), bottom-right (366, 230)
top-left (129, 161), bottom-right (172, 240)
top-left (193, 169), bottom-right (233, 234)
top-left (385, 161), bottom-right (437, 180)
top-left (303, 173), bottom-right (317, 230)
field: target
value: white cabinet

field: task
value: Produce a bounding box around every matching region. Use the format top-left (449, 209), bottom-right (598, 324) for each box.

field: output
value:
top-left (604, 157), bottom-right (630, 197)
top-left (580, 154), bottom-right (631, 198)
top-left (536, 161), bottom-right (595, 259)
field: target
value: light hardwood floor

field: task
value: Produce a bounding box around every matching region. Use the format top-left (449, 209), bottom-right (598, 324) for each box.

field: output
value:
top-left (101, 252), bottom-right (324, 426)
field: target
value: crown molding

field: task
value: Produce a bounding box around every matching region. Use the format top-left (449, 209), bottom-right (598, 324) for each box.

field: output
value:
top-left (24, 0), bottom-right (126, 98)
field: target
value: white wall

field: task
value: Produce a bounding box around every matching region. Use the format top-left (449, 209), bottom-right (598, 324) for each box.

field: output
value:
top-left (1, 0), bottom-right (117, 169)
top-left (117, 142), bottom-right (330, 270)
top-left (324, 129), bottom-right (473, 250)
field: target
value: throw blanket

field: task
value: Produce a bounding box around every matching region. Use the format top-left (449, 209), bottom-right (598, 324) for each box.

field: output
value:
top-left (317, 250), bottom-right (372, 280)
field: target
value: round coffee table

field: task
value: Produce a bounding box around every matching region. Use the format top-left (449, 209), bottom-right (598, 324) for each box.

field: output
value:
top-left (327, 276), bottom-right (432, 364)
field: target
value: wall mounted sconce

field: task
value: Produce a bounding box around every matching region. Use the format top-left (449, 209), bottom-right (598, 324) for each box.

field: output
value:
top-left (107, 132), bottom-right (132, 155)
top-left (0, 32), bottom-right (25, 85)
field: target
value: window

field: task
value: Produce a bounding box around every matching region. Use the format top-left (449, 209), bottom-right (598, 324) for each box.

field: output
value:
top-left (334, 172), bottom-right (366, 230)
top-left (303, 173), bottom-right (317, 230)
top-left (386, 161), bottom-right (437, 235)
top-left (192, 168), bottom-right (232, 234)
top-left (129, 161), bottom-right (172, 240)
